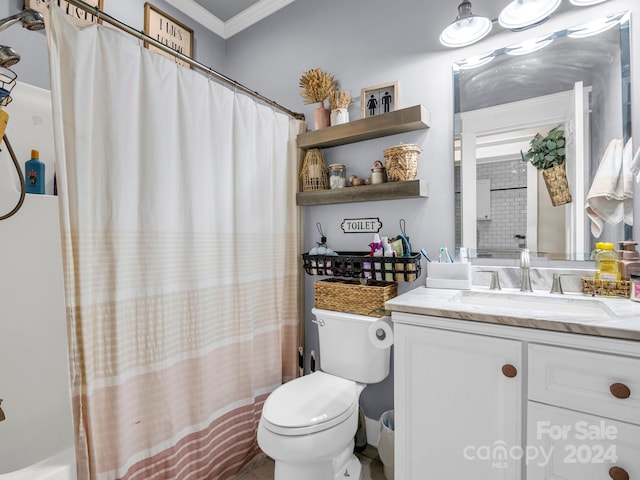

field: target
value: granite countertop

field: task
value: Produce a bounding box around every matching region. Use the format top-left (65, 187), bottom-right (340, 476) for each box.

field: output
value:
top-left (385, 286), bottom-right (640, 341)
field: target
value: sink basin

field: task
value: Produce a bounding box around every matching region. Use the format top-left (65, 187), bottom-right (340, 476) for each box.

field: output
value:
top-left (451, 291), bottom-right (615, 318)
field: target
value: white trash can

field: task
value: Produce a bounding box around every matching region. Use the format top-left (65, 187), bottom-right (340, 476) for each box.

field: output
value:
top-left (378, 410), bottom-right (394, 480)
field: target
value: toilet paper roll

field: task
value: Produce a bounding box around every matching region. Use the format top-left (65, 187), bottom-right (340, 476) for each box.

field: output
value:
top-left (368, 317), bottom-right (394, 349)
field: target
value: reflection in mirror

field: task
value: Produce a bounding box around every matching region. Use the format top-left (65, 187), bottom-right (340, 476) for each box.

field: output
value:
top-left (454, 11), bottom-right (631, 261)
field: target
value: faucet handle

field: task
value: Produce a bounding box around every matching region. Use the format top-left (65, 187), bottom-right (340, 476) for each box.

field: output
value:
top-left (550, 273), bottom-right (564, 294)
top-left (489, 271), bottom-right (501, 290)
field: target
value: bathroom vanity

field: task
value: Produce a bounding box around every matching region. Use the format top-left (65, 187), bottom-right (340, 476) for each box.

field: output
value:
top-left (386, 287), bottom-right (640, 480)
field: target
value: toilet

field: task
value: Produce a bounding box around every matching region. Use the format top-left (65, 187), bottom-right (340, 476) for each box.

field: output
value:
top-left (257, 308), bottom-right (392, 480)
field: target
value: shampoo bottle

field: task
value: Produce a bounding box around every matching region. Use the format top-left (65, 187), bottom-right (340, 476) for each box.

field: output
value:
top-left (25, 149), bottom-right (45, 194)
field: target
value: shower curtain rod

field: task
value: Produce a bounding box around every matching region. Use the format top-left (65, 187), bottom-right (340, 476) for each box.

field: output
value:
top-left (62, 0), bottom-right (305, 121)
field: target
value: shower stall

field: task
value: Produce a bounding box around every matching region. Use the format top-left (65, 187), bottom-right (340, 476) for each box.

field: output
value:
top-left (0, 8), bottom-right (77, 480)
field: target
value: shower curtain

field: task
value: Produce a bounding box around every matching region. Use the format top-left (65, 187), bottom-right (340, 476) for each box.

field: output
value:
top-left (45, 6), bottom-right (302, 480)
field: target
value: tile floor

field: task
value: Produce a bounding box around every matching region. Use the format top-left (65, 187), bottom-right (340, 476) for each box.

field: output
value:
top-left (232, 445), bottom-right (387, 480)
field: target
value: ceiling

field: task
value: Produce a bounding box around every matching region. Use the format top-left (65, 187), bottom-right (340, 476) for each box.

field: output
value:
top-left (163, 0), bottom-right (297, 39)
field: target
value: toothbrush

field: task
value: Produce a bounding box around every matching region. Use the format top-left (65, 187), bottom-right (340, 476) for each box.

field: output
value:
top-left (420, 249), bottom-right (432, 262)
top-left (439, 247), bottom-right (445, 263)
top-left (444, 247), bottom-right (454, 263)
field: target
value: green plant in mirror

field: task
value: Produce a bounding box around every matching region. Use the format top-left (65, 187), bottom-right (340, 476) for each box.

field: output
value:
top-left (521, 125), bottom-right (566, 170)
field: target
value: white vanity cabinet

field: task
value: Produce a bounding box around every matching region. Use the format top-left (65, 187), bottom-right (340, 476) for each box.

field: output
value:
top-left (394, 320), bottom-right (524, 480)
top-left (393, 312), bottom-right (640, 480)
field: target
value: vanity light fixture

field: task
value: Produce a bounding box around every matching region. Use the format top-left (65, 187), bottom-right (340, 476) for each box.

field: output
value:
top-left (506, 34), bottom-right (554, 55)
top-left (567, 12), bottom-right (622, 38)
top-left (569, 0), bottom-right (608, 5)
top-left (455, 51), bottom-right (498, 69)
top-left (439, 0), bottom-right (493, 48)
top-left (498, 0), bottom-right (561, 30)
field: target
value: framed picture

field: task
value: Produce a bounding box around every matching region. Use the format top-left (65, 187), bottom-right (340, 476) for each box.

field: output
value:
top-left (144, 2), bottom-right (194, 69)
top-left (26, 0), bottom-right (103, 26)
top-left (361, 82), bottom-right (398, 118)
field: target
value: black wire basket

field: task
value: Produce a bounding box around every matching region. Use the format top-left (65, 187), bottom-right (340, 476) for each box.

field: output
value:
top-left (302, 251), bottom-right (421, 282)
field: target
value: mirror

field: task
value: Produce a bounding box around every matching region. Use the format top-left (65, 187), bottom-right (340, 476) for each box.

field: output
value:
top-left (454, 11), bottom-right (631, 261)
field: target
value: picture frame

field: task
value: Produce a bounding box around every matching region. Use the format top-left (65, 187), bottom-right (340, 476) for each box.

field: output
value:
top-left (144, 2), bottom-right (194, 69)
top-left (26, 0), bottom-right (104, 26)
top-left (361, 82), bottom-right (398, 119)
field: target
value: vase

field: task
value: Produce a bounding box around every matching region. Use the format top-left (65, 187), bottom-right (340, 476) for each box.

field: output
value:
top-left (542, 163), bottom-right (572, 206)
top-left (330, 108), bottom-right (349, 126)
top-left (313, 102), bottom-right (330, 130)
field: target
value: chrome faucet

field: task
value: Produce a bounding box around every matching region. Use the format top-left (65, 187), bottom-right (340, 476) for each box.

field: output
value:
top-left (478, 270), bottom-right (501, 290)
top-left (550, 273), bottom-right (583, 294)
top-left (520, 248), bottom-right (533, 292)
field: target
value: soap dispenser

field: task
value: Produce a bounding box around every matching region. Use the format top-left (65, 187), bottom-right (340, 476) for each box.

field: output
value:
top-left (617, 241), bottom-right (640, 280)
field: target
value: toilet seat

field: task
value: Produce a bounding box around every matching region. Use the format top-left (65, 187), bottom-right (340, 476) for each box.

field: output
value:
top-left (261, 371), bottom-right (358, 436)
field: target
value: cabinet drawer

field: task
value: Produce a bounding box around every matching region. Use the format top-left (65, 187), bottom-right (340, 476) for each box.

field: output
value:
top-left (529, 344), bottom-right (640, 425)
top-left (527, 402), bottom-right (640, 480)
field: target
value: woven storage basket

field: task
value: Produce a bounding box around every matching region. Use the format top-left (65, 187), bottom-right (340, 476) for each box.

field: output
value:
top-left (383, 143), bottom-right (420, 182)
top-left (581, 277), bottom-right (630, 298)
top-left (314, 278), bottom-right (398, 316)
top-left (542, 163), bottom-right (572, 206)
top-left (300, 148), bottom-right (329, 191)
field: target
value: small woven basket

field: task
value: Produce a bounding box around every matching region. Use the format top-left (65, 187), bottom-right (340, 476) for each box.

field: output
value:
top-left (581, 277), bottom-right (630, 298)
top-left (300, 148), bottom-right (329, 191)
top-left (383, 143), bottom-right (420, 182)
top-left (542, 163), bottom-right (572, 206)
top-left (314, 278), bottom-right (397, 316)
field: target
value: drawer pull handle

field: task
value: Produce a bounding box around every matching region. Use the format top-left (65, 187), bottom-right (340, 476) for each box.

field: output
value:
top-left (610, 383), bottom-right (631, 399)
top-left (502, 364), bottom-right (517, 378)
top-left (609, 466), bottom-right (629, 480)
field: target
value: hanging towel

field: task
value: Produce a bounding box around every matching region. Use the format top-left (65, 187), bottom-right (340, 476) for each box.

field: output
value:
top-left (630, 142), bottom-right (640, 185)
top-left (585, 138), bottom-right (625, 237)
top-left (622, 138), bottom-right (634, 226)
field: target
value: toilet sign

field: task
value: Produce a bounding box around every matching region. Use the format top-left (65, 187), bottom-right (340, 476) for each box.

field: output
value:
top-left (341, 218), bottom-right (382, 234)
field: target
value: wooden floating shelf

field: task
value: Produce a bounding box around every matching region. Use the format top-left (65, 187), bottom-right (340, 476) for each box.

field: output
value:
top-left (296, 180), bottom-right (428, 206)
top-left (297, 105), bottom-right (430, 150)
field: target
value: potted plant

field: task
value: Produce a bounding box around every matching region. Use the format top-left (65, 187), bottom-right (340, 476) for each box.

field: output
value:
top-left (299, 68), bottom-right (338, 130)
top-left (521, 125), bottom-right (572, 206)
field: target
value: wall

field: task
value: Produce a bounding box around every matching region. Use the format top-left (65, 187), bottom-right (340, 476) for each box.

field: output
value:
top-left (224, 0), bottom-right (640, 422)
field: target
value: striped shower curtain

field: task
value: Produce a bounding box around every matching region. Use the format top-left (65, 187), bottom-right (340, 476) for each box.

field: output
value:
top-left (45, 5), bottom-right (302, 480)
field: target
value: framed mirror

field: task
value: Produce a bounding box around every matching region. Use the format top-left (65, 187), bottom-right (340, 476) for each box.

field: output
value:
top-left (454, 11), bottom-right (631, 261)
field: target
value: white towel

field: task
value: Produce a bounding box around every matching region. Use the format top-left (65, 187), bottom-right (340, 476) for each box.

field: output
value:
top-left (622, 138), bottom-right (634, 226)
top-left (630, 142), bottom-right (640, 184)
top-left (585, 138), bottom-right (627, 237)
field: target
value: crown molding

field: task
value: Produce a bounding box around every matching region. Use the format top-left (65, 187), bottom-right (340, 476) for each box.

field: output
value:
top-left (165, 0), bottom-right (296, 39)
top-left (163, 0), bottom-right (226, 37)
top-left (224, 0), bottom-right (297, 37)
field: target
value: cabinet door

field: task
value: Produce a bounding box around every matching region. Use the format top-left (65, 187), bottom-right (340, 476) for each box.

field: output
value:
top-left (527, 402), bottom-right (640, 480)
top-left (395, 322), bottom-right (523, 480)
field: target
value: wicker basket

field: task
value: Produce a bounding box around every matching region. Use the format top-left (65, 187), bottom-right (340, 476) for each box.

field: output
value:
top-left (383, 143), bottom-right (420, 182)
top-left (581, 277), bottom-right (630, 298)
top-left (300, 148), bottom-right (329, 191)
top-left (542, 164), bottom-right (572, 206)
top-left (314, 278), bottom-right (398, 316)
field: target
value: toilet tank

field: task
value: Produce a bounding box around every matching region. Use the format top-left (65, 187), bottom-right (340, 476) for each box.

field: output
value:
top-left (312, 308), bottom-right (391, 384)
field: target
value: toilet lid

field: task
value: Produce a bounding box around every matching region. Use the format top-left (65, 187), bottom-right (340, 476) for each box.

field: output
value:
top-left (262, 371), bottom-right (357, 434)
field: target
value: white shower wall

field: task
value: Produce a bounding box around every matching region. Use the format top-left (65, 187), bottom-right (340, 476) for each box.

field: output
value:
top-left (0, 83), bottom-right (75, 474)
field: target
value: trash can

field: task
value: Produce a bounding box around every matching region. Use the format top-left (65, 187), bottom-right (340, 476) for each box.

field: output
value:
top-left (378, 410), bottom-right (394, 480)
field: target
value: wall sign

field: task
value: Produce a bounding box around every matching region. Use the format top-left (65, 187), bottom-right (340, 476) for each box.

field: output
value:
top-left (144, 2), bottom-right (194, 69)
top-left (341, 218), bottom-right (383, 234)
top-left (26, 0), bottom-right (103, 26)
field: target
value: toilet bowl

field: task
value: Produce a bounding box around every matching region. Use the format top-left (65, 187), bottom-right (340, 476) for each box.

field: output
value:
top-left (258, 371), bottom-right (364, 480)
top-left (257, 308), bottom-right (393, 480)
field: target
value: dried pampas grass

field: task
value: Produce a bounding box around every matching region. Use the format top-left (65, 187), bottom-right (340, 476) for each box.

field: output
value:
top-left (329, 91), bottom-right (352, 110)
top-left (299, 68), bottom-right (338, 105)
